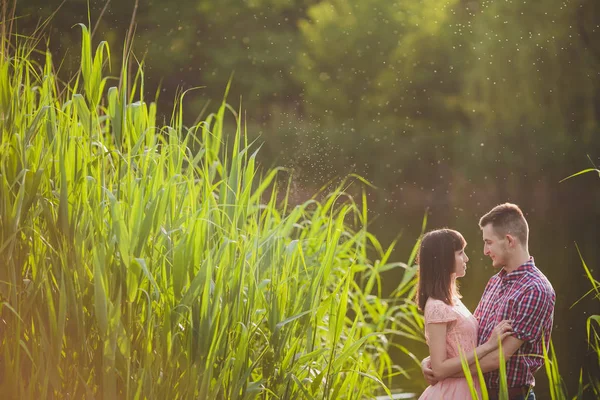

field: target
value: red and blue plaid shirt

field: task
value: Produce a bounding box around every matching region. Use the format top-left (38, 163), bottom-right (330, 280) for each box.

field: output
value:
top-left (473, 257), bottom-right (555, 389)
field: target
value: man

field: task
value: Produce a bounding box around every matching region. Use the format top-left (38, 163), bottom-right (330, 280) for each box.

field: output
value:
top-left (421, 203), bottom-right (556, 400)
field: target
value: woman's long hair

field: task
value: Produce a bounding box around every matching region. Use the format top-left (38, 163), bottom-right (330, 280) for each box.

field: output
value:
top-left (416, 228), bottom-right (466, 311)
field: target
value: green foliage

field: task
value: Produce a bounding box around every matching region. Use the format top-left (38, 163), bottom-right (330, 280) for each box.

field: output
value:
top-left (4, 0), bottom-right (600, 397)
top-left (13, 0), bottom-right (600, 188)
top-left (294, 0), bottom-right (600, 180)
top-left (0, 25), bottom-right (423, 399)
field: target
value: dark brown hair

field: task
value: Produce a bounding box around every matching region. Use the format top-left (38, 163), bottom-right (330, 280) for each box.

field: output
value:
top-left (416, 229), bottom-right (466, 311)
top-left (479, 203), bottom-right (529, 246)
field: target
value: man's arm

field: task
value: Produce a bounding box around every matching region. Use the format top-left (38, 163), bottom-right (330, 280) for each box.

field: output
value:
top-left (453, 285), bottom-right (554, 378)
top-left (462, 286), bottom-right (554, 375)
top-left (469, 336), bottom-right (524, 373)
top-left (448, 334), bottom-right (524, 378)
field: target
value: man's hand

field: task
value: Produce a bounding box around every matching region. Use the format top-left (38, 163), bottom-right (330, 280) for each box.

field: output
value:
top-left (421, 356), bottom-right (438, 386)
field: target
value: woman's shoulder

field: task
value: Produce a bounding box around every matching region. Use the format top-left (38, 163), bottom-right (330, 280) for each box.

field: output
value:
top-left (424, 297), bottom-right (453, 313)
top-left (425, 297), bottom-right (449, 308)
top-left (424, 297), bottom-right (457, 323)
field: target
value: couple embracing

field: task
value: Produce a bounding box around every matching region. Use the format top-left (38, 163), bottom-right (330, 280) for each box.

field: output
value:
top-left (417, 203), bottom-right (555, 400)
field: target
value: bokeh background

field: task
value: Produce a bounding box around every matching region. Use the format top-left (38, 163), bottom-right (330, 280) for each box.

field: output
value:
top-left (14, 0), bottom-right (600, 396)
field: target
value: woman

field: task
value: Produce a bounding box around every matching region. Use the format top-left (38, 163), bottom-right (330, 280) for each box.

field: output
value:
top-left (417, 229), bottom-right (512, 399)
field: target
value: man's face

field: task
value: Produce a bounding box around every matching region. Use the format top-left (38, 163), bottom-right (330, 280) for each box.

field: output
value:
top-left (482, 224), bottom-right (509, 269)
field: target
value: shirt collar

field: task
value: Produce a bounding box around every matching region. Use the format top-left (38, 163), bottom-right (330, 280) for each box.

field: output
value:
top-left (498, 257), bottom-right (535, 283)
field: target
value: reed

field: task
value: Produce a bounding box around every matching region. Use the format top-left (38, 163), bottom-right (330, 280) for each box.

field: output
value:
top-left (0, 24), bottom-right (424, 399)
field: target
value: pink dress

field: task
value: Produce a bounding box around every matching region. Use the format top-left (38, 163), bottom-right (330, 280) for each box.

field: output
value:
top-left (419, 297), bottom-right (481, 399)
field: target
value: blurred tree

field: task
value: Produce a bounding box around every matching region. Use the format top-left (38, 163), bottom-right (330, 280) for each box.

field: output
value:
top-left (14, 0), bottom-right (135, 72)
top-left (11, 0), bottom-right (600, 191)
top-left (294, 0), bottom-right (599, 188)
top-left (131, 0), bottom-right (320, 116)
top-left (293, 0), bottom-right (474, 192)
top-left (463, 0), bottom-right (599, 145)
top-left (13, 0), bottom-right (319, 115)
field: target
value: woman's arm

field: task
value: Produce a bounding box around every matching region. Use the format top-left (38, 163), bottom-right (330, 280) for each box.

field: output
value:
top-left (446, 333), bottom-right (524, 378)
top-left (469, 336), bottom-right (524, 373)
top-left (427, 320), bottom-right (512, 380)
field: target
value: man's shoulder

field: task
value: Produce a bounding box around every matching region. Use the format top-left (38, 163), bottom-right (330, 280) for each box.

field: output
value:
top-left (518, 270), bottom-right (556, 305)
top-left (524, 266), bottom-right (555, 294)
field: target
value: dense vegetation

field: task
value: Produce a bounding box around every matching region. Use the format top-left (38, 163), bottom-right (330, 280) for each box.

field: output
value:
top-left (14, 0), bottom-right (600, 190)
top-left (2, 0), bottom-right (599, 398)
top-left (0, 23), bottom-right (428, 399)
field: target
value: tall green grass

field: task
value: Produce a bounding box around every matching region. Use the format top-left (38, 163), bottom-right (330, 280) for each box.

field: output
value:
top-left (0, 25), bottom-right (422, 399)
top-left (3, 17), bottom-right (596, 400)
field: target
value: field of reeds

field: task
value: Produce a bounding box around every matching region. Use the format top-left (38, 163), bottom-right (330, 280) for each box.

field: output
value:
top-left (0, 18), bottom-right (598, 400)
top-left (0, 23), bottom-right (430, 399)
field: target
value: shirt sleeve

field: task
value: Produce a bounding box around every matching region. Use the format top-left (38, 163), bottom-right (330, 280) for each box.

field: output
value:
top-left (509, 286), bottom-right (555, 343)
top-left (424, 299), bottom-right (457, 324)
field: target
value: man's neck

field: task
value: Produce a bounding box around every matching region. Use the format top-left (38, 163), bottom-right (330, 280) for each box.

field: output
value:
top-left (503, 252), bottom-right (531, 273)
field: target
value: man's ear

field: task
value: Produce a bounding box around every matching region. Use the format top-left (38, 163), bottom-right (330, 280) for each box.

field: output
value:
top-left (505, 234), bottom-right (516, 248)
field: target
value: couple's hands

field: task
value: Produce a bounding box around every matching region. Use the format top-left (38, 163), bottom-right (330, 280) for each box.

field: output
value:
top-left (485, 319), bottom-right (513, 350)
top-left (420, 320), bottom-right (513, 385)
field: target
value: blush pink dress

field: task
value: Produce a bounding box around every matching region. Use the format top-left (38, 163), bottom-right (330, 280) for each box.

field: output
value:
top-left (419, 297), bottom-right (481, 399)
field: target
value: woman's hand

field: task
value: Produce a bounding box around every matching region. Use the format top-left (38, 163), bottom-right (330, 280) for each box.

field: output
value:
top-left (421, 356), bottom-right (438, 386)
top-left (485, 319), bottom-right (513, 349)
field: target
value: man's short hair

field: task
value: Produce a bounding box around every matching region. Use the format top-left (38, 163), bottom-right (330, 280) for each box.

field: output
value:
top-left (479, 203), bottom-right (529, 246)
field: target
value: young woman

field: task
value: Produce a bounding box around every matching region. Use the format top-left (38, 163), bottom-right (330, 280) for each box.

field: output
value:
top-left (417, 229), bottom-right (512, 399)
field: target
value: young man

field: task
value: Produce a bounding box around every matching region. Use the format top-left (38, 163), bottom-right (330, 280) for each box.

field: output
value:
top-left (420, 203), bottom-right (556, 400)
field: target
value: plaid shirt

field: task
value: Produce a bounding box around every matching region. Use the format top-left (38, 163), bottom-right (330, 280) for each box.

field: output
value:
top-left (473, 257), bottom-right (555, 389)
